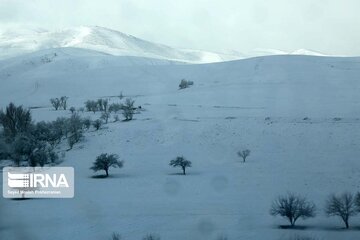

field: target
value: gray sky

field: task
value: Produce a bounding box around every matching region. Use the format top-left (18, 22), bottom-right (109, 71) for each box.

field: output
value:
top-left (1, 0), bottom-right (359, 55)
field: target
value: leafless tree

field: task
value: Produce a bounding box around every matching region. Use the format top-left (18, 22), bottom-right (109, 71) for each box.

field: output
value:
top-left (122, 98), bottom-right (135, 121)
top-left (270, 192), bottom-right (316, 227)
top-left (237, 149), bottom-right (251, 162)
top-left (101, 112), bottom-right (111, 124)
top-left (60, 96), bottom-right (68, 110)
top-left (325, 192), bottom-right (358, 229)
top-left (50, 98), bottom-right (61, 110)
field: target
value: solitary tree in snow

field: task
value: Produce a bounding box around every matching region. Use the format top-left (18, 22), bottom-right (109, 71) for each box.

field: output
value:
top-left (169, 156), bottom-right (192, 175)
top-left (270, 192), bottom-right (316, 227)
top-left (90, 153), bottom-right (123, 177)
top-left (325, 192), bottom-right (358, 229)
top-left (237, 149), bottom-right (251, 162)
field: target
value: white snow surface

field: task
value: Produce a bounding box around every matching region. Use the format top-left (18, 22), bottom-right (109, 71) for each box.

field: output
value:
top-left (0, 51), bottom-right (360, 240)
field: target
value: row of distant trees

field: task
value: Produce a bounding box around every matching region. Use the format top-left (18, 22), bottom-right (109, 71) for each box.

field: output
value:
top-left (84, 97), bottom-right (136, 122)
top-left (270, 192), bottom-right (360, 229)
top-left (51, 95), bottom-right (137, 122)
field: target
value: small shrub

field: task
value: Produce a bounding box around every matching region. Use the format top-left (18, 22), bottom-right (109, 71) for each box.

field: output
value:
top-left (179, 79), bottom-right (189, 89)
top-left (82, 118), bottom-right (91, 130)
top-left (93, 119), bottom-right (102, 130)
top-left (69, 107), bottom-right (76, 114)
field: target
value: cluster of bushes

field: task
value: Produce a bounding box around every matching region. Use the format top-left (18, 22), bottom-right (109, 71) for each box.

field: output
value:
top-left (84, 97), bottom-right (136, 121)
top-left (50, 96), bottom-right (68, 110)
top-left (270, 192), bottom-right (360, 229)
top-left (179, 79), bottom-right (194, 89)
top-left (0, 103), bottom-right (93, 166)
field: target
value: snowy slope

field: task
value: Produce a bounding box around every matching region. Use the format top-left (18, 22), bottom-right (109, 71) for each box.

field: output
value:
top-left (0, 26), bottom-right (242, 63)
top-left (0, 26), bottom-right (337, 63)
top-left (1, 54), bottom-right (360, 240)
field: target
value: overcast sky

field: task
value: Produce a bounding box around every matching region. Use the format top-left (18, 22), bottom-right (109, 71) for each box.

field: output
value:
top-left (1, 0), bottom-right (359, 55)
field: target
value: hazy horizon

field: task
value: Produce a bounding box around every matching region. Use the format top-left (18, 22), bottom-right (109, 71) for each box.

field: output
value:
top-left (0, 0), bottom-right (359, 56)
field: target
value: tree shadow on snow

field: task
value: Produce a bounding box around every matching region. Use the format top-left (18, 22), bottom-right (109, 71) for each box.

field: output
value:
top-left (90, 173), bottom-right (131, 179)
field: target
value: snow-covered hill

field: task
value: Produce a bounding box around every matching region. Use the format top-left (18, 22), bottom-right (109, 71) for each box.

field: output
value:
top-left (0, 26), bottom-right (244, 63)
top-left (1, 53), bottom-right (360, 240)
top-left (0, 26), bottom-right (335, 63)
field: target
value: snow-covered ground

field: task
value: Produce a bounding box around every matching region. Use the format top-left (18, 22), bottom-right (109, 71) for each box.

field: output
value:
top-left (0, 49), bottom-right (360, 240)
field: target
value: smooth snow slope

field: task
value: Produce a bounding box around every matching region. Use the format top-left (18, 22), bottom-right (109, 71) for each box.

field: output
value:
top-left (0, 26), bottom-right (242, 63)
top-left (0, 52), bottom-right (360, 240)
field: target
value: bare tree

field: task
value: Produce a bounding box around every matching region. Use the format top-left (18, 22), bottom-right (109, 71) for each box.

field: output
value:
top-left (101, 112), bottom-right (111, 124)
top-left (169, 156), bottom-right (192, 175)
top-left (0, 103), bottom-right (32, 139)
top-left (85, 100), bottom-right (98, 113)
top-left (50, 98), bottom-right (61, 110)
top-left (90, 153), bottom-right (123, 177)
top-left (270, 193), bottom-right (316, 227)
top-left (325, 192), bottom-right (358, 229)
top-left (237, 149), bottom-right (251, 162)
top-left (60, 96), bottom-right (69, 110)
top-left (178, 79), bottom-right (194, 89)
top-left (122, 98), bottom-right (135, 121)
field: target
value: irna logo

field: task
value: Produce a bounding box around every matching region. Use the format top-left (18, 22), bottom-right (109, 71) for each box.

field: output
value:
top-left (3, 167), bottom-right (74, 198)
top-left (8, 172), bottom-right (69, 188)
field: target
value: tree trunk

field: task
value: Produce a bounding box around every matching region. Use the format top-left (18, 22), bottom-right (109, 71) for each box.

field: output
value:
top-left (345, 219), bottom-right (349, 229)
top-left (182, 167), bottom-right (186, 175)
top-left (105, 169), bottom-right (109, 177)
